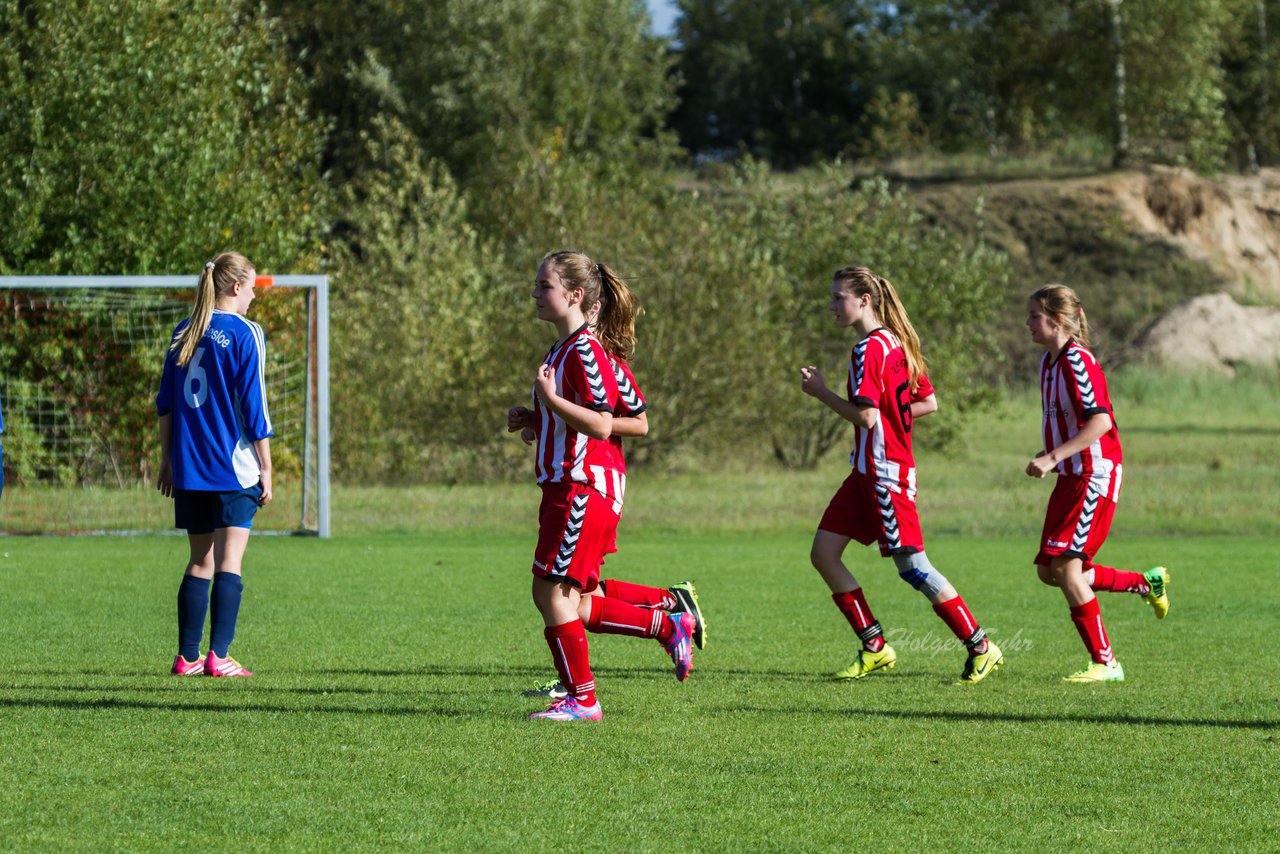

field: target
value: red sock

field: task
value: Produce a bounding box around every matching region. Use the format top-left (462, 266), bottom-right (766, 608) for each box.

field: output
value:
top-left (544, 620), bottom-right (596, 704)
top-left (1088, 564), bottom-right (1150, 596)
top-left (932, 595), bottom-right (987, 652)
top-left (832, 588), bottom-right (884, 652)
top-left (585, 596), bottom-right (670, 641)
top-left (1069, 598), bottom-right (1114, 664)
top-left (602, 579), bottom-right (677, 610)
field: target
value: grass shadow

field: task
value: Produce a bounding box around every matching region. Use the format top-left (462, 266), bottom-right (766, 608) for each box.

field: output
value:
top-left (714, 703), bottom-right (1280, 731)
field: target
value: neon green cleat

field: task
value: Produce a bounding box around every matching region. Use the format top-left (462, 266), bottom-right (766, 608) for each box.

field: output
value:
top-left (669, 581), bottom-right (707, 650)
top-left (959, 640), bottom-right (1004, 684)
top-left (1143, 566), bottom-right (1170, 619)
top-left (834, 644), bottom-right (897, 680)
top-left (1063, 660), bottom-right (1125, 683)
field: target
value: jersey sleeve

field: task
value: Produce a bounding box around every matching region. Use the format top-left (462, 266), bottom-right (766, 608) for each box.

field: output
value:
top-left (563, 336), bottom-right (619, 413)
top-left (910, 371), bottom-right (935, 401)
top-left (612, 358), bottom-right (646, 417)
top-left (849, 336), bottom-right (885, 408)
top-left (1063, 344), bottom-right (1109, 419)
top-left (234, 321), bottom-right (274, 441)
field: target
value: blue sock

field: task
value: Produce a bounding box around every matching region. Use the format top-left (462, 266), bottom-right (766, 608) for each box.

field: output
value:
top-left (208, 572), bottom-right (244, 659)
top-left (176, 575), bottom-right (211, 662)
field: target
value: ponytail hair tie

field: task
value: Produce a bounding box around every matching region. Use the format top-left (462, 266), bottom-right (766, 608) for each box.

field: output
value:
top-left (204, 261), bottom-right (215, 271)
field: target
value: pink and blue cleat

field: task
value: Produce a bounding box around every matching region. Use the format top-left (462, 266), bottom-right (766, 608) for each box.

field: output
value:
top-left (528, 695), bottom-right (603, 721)
top-left (170, 654), bottom-right (206, 676)
top-left (664, 612), bottom-right (696, 681)
top-left (205, 652), bottom-right (253, 677)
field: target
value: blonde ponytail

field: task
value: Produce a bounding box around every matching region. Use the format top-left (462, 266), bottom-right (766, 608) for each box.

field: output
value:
top-left (1030, 283), bottom-right (1090, 347)
top-left (541, 250), bottom-right (642, 359)
top-left (833, 266), bottom-right (926, 389)
top-left (595, 262), bottom-right (642, 359)
top-left (170, 252), bottom-right (255, 367)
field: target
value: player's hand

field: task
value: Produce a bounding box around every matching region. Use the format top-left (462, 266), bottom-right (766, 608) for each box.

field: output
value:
top-left (258, 471), bottom-right (274, 506)
top-left (157, 460), bottom-right (174, 499)
top-left (1025, 452), bottom-right (1055, 479)
top-left (507, 405), bottom-right (533, 432)
top-left (533, 364), bottom-right (557, 403)
top-left (799, 365), bottom-right (827, 397)
top-left (520, 426), bottom-right (536, 445)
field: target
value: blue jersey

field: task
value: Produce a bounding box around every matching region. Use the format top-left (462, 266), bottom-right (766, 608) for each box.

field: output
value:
top-left (156, 310), bottom-right (274, 491)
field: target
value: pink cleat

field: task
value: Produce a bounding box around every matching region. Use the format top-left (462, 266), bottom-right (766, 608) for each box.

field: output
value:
top-left (205, 652), bottom-right (253, 677)
top-left (171, 654), bottom-right (206, 676)
top-left (663, 612), bottom-right (696, 682)
top-left (527, 696), bottom-right (603, 721)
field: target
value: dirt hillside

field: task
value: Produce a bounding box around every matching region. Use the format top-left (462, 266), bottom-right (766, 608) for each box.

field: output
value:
top-left (910, 166), bottom-right (1280, 374)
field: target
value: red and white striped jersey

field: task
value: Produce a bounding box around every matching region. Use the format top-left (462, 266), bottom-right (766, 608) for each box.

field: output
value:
top-left (533, 325), bottom-right (626, 508)
top-left (607, 356), bottom-right (647, 473)
top-left (845, 328), bottom-right (933, 497)
top-left (1039, 339), bottom-right (1123, 497)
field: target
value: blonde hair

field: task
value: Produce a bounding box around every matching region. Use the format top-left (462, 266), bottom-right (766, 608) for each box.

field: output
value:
top-left (833, 265), bottom-right (926, 388)
top-left (171, 252), bottom-right (254, 367)
top-left (542, 250), bottom-right (642, 359)
top-left (1030, 283), bottom-right (1090, 347)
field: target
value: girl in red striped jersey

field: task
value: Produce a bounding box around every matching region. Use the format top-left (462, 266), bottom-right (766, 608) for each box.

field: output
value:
top-left (800, 265), bottom-right (1003, 684)
top-left (508, 250), bottom-right (695, 721)
top-left (1025, 284), bottom-right (1169, 683)
top-left (515, 286), bottom-right (708, 702)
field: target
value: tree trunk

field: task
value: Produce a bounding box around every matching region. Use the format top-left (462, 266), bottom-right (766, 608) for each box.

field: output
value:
top-left (1108, 0), bottom-right (1129, 169)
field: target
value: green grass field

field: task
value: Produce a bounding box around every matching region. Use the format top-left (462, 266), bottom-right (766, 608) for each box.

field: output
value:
top-left (2, 370), bottom-right (1278, 850)
top-left (1, 533), bottom-right (1278, 851)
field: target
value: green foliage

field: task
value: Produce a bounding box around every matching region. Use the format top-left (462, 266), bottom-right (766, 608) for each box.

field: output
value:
top-left (0, 0), bottom-right (326, 274)
top-left (329, 117), bottom-right (520, 483)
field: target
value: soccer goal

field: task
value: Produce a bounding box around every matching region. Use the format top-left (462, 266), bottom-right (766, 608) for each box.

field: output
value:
top-left (0, 275), bottom-right (330, 537)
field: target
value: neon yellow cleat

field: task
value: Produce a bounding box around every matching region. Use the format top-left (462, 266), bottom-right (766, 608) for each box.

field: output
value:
top-left (834, 644), bottom-right (897, 680)
top-left (959, 640), bottom-right (1004, 684)
top-left (1143, 566), bottom-right (1170, 619)
top-left (1063, 660), bottom-right (1125, 683)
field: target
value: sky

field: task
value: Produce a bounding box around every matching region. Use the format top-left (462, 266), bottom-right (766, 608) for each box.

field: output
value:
top-left (646, 0), bottom-right (678, 36)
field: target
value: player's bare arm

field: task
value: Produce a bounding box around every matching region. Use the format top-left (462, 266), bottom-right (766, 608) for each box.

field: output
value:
top-left (910, 394), bottom-right (938, 419)
top-left (800, 366), bottom-right (878, 428)
top-left (254, 437), bottom-right (273, 505)
top-left (611, 412), bottom-right (648, 438)
top-left (1025, 412), bottom-right (1112, 478)
top-left (157, 413), bottom-right (174, 498)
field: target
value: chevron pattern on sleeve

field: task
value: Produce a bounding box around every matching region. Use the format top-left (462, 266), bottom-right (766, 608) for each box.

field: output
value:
top-left (613, 362), bottom-right (642, 413)
top-left (1065, 347), bottom-right (1097, 409)
top-left (574, 339), bottom-right (609, 408)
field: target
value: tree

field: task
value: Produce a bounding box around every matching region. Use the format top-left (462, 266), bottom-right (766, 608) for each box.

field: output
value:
top-left (0, 1), bottom-right (326, 274)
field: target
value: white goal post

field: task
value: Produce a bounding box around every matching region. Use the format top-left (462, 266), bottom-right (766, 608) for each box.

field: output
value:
top-left (0, 275), bottom-right (330, 537)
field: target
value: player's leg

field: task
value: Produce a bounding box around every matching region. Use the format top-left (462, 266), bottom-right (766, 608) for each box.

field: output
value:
top-left (1049, 555), bottom-right (1124, 682)
top-left (173, 527), bottom-right (214, 675)
top-left (891, 548), bottom-right (1002, 684)
top-left (813, 529), bottom-right (895, 679)
top-left (204, 485), bottom-right (261, 677)
top-left (171, 490), bottom-right (214, 676)
top-left (1085, 562), bottom-right (1170, 618)
top-left (527, 486), bottom-right (608, 719)
top-left (205, 525), bottom-right (253, 677)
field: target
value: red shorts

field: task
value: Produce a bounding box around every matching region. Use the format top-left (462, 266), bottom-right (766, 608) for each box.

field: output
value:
top-left (1034, 475), bottom-right (1118, 566)
top-left (818, 471), bottom-right (923, 556)
top-left (532, 482), bottom-right (619, 591)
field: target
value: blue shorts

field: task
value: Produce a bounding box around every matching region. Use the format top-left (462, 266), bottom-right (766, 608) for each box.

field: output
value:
top-left (174, 485), bottom-right (262, 534)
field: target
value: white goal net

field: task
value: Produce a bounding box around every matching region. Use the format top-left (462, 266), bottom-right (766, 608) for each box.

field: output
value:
top-left (0, 275), bottom-right (330, 536)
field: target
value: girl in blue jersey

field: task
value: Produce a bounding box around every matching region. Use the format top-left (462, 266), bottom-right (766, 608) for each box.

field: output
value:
top-left (156, 252), bottom-right (274, 677)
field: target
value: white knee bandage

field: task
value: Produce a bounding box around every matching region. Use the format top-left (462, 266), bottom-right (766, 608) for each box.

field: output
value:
top-left (893, 551), bottom-right (950, 600)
